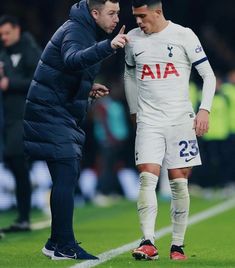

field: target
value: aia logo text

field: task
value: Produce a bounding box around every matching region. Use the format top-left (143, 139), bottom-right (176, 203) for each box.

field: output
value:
top-left (141, 63), bottom-right (180, 80)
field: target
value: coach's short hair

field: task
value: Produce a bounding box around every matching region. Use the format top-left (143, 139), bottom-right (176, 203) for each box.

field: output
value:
top-left (132, 0), bottom-right (162, 8)
top-left (88, 0), bottom-right (119, 10)
top-left (0, 15), bottom-right (20, 27)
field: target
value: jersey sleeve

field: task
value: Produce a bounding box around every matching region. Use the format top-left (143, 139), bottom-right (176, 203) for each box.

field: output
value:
top-left (184, 28), bottom-right (208, 67)
top-left (184, 28), bottom-right (216, 112)
top-left (196, 60), bottom-right (216, 112)
top-left (124, 40), bottom-right (138, 114)
top-left (125, 39), bottom-right (135, 67)
top-left (124, 65), bottom-right (138, 114)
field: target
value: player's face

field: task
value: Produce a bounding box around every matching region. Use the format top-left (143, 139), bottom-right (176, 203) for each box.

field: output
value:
top-left (91, 1), bottom-right (120, 34)
top-left (0, 23), bottom-right (21, 47)
top-left (132, 5), bottom-right (160, 34)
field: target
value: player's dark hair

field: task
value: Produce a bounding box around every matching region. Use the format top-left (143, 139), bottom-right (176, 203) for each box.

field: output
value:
top-left (88, 0), bottom-right (119, 10)
top-left (0, 15), bottom-right (20, 27)
top-left (132, 0), bottom-right (162, 8)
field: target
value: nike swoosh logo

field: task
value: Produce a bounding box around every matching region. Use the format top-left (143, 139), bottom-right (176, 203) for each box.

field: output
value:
top-left (58, 252), bottom-right (77, 259)
top-left (175, 211), bottom-right (186, 215)
top-left (185, 156), bottom-right (196, 162)
top-left (135, 51), bottom-right (145, 57)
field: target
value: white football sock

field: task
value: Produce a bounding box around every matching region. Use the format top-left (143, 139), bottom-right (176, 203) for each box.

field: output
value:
top-left (137, 172), bottom-right (159, 244)
top-left (170, 178), bottom-right (190, 246)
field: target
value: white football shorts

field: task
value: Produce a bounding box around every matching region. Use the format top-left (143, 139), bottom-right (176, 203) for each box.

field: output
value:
top-left (135, 119), bottom-right (202, 169)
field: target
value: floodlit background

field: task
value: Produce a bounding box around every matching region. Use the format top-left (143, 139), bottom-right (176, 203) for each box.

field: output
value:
top-left (0, 1), bottom-right (235, 268)
top-left (0, 0), bottom-right (235, 209)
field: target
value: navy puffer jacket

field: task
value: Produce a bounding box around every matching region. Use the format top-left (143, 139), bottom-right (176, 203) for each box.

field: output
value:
top-left (23, 0), bottom-right (115, 160)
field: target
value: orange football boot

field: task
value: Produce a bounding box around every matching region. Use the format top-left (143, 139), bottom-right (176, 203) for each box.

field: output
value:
top-left (132, 240), bottom-right (159, 260)
top-left (170, 245), bottom-right (187, 260)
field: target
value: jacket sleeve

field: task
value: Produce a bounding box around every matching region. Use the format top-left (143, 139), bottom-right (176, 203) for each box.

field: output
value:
top-left (61, 27), bottom-right (115, 70)
top-left (8, 45), bottom-right (41, 93)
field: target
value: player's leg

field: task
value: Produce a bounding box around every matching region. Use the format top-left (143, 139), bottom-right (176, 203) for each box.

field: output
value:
top-left (132, 124), bottom-right (165, 260)
top-left (168, 168), bottom-right (191, 260)
top-left (132, 164), bottom-right (160, 260)
top-left (137, 164), bottom-right (160, 244)
top-left (165, 119), bottom-right (201, 260)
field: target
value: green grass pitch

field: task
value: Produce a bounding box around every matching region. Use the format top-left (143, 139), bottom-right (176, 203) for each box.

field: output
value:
top-left (0, 197), bottom-right (234, 268)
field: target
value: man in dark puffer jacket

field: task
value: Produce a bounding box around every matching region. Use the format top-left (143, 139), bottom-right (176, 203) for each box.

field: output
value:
top-left (24, 0), bottom-right (127, 261)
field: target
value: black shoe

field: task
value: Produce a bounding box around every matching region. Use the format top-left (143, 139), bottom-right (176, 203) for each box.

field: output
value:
top-left (42, 238), bottom-right (57, 258)
top-left (0, 221), bottom-right (31, 233)
top-left (52, 242), bottom-right (99, 260)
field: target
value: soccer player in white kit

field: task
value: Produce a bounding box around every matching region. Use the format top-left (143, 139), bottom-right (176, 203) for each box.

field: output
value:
top-left (124, 0), bottom-right (216, 261)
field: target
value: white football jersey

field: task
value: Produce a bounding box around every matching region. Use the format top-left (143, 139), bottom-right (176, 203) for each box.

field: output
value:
top-left (125, 21), bottom-right (209, 126)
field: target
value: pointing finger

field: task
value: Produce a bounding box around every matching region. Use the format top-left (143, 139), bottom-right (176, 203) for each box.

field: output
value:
top-left (118, 25), bottom-right (125, 34)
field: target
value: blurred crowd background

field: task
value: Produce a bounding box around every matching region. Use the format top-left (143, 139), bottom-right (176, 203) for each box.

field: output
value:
top-left (0, 0), bottom-right (235, 212)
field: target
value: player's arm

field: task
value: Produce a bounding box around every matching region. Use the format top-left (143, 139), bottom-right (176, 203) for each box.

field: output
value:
top-left (185, 29), bottom-right (216, 136)
top-left (124, 64), bottom-right (137, 124)
top-left (194, 60), bottom-right (216, 136)
top-left (124, 40), bottom-right (138, 127)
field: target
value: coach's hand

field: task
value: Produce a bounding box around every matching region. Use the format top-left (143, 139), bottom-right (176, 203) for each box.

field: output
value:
top-left (194, 109), bottom-right (209, 137)
top-left (111, 25), bottom-right (129, 49)
top-left (89, 83), bottom-right (110, 99)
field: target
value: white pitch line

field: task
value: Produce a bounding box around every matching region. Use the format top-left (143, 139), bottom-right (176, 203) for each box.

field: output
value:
top-left (32, 219), bottom-right (51, 230)
top-left (70, 197), bottom-right (235, 268)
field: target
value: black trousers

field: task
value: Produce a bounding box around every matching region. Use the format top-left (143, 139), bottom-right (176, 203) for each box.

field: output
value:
top-left (6, 156), bottom-right (31, 222)
top-left (46, 158), bottom-right (80, 245)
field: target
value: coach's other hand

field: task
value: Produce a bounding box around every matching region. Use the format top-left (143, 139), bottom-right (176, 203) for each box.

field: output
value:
top-left (111, 25), bottom-right (129, 49)
top-left (89, 83), bottom-right (110, 99)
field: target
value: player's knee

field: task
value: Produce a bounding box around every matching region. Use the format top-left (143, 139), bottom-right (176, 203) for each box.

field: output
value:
top-left (169, 178), bottom-right (189, 200)
top-left (168, 167), bottom-right (191, 179)
top-left (137, 164), bottom-right (160, 176)
top-left (139, 172), bottom-right (158, 190)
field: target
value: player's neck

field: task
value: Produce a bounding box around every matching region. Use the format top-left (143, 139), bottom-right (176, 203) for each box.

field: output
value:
top-left (152, 18), bottom-right (169, 33)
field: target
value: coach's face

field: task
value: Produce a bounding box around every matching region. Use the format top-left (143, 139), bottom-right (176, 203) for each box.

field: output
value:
top-left (91, 1), bottom-right (120, 34)
top-left (133, 5), bottom-right (161, 34)
top-left (0, 23), bottom-right (21, 47)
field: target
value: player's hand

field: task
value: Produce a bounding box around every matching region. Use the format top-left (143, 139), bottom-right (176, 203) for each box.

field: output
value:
top-left (193, 109), bottom-right (209, 137)
top-left (89, 83), bottom-right (110, 99)
top-left (111, 25), bottom-right (129, 50)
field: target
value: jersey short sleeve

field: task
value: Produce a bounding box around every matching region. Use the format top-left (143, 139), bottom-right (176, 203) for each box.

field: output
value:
top-left (184, 28), bottom-right (208, 67)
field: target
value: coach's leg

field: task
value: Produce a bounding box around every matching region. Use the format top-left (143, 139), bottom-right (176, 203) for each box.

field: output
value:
top-left (168, 168), bottom-right (191, 247)
top-left (47, 158), bottom-right (80, 245)
top-left (137, 164), bottom-right (160, 244)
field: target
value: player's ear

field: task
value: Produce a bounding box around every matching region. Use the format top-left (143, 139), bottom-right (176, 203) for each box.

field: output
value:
top-left (155, 8), bottom-right (162, 16)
